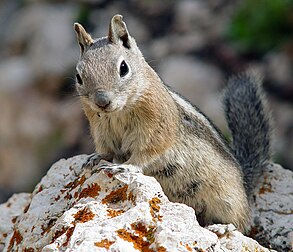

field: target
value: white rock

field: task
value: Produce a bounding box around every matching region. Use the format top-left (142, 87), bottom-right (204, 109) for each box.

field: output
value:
top-left (158, 55), bottom-right (227, 129)
top-left (0, 57), bottom-right (34, 92)
top-left (0, 193), bottom-right (31, 251)
top-left (251, 163), bottom-right (293, 251)
top-left (173, 0), bottom-right (230, 38)
top-left (265, 52), bottom-right (293, 84)
top-left (149, 33), bottom-right (206, 59)
top-left (174, 0), bottom-right (212, 33)
top-left (0, 155), bottom-right (286, 251)
top-left (158, 56), bottom-right (222, 102)
top-left (5, 3), bottom-right (78, 77)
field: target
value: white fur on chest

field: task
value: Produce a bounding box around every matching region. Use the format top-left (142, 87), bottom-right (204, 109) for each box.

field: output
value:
top-left (93, 112), bottom-right (138, 160)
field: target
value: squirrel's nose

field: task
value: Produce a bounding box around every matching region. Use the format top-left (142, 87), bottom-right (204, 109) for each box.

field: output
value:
top-left (94, 91), bottom-right (111, 109)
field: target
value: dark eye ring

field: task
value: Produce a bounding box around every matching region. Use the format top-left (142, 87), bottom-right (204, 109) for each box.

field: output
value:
top-left (120, 60), bottom-right (129, 77)
top-left (76, 73), bottom-right (83, 85)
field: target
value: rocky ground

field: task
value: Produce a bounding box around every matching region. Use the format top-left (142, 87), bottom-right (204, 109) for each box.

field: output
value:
top-left (0, 156), bottom-right (292, 251)
top-left (0, 0), bottom-right (292, 204)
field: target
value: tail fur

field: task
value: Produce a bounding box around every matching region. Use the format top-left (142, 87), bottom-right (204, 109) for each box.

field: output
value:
top-left (223, 72), bottom-right (271, 195)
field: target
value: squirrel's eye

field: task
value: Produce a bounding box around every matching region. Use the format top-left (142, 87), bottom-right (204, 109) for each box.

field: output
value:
top-left (76, 73), bottom-right (83, 85)
top-left (119, 60), bottom-right (129, 77)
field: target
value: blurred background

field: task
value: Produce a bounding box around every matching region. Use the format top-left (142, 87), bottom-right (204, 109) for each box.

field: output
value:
top-left (0, 0), bottom-right (292, 203)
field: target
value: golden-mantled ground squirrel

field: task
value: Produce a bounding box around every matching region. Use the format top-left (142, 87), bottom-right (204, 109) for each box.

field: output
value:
top-left (73, 15), bottom-right (271, 232)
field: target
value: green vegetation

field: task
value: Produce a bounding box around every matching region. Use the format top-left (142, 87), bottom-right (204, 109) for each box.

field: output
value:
top-left (75, 4), bottom-right (91, 26)
top-left (227, 0), bottom-right (293, 54)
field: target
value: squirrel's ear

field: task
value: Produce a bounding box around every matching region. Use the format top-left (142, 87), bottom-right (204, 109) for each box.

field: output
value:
top-left (73, 23), bottom-right (93, 55)
top-left (108, 15), bottom-right (131, 49)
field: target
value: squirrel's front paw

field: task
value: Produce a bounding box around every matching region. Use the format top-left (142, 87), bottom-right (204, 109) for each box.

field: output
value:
top-left (82, 153), bottom-right (103, 168)
top-left (98, 163), bottom-right (140, 175)
top-left (82, 153), bottom-right (114, 168)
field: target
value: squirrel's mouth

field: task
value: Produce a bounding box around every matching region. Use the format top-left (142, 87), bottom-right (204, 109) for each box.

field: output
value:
top-left (96, 105), bottom-right (119, 114)
top-left (84, 98), bottom-right (123, 114)
top-left (86, 100), bottom-right (116, 114)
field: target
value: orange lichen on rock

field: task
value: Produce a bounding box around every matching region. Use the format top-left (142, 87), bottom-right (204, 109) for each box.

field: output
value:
top-left (116, 222), bottom-right (157, 251)
top-left (41, 218), bottom-right (57, 235)
top-left (50, 208), bottom-right (94, 247)
top-left (259, 175), bottom-right (273, 195)
top-left (37, 185), bottom-right (43, 193)
top-left (107, 208), bottom-right (125, 218)
top-left (131, 222), bottom-right (148, 237)
top-left (54, 195), bottom-right (61, 201)
top-left (64, 175), bottom-right (86, 193)
top-left (157, 246), bottom-right (167, 252)
top-left (106, 172), bottom-right (114, 178)
top-left (116, 228), bottom-right (154, 252)
top-left (102, 185), bottom-right (128, 204)
top-left (23, 203), bottom-right (30, 213)
top-left (127, 191), bottom-right (136, 204)
top-left (7, 229), bottom-right (23, 251)
top-left (73, 207), bottom-right (95, 223)
top-left (52, 227), bottom-right (67, 242)
top-left (52, 226), bottom-right (75, 247)
top-left (22, 248), bottom-right (35, 252)
top-left (133, 223), bottom-right (156, 244)
top-left (75, 183), bottom-right (101, 200)
top-left (94, 239), bottom-right (115, 249)
top-left (64, 193), bottom-right (73, 200)
top-left (23, 247), bottom-right (35, 252)
top-left (149, 197), bottom-right (162, 221)
top-left (185, 243), bottom-right (193, 251)
top-left (63, 226), bottom-right (75, 247)
top-left (50, 208), bottom-right (94, 248)
top-left (11, 217), bottom-right (17, 224)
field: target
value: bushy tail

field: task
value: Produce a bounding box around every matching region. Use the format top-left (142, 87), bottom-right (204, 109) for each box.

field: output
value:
top-left (223, 72), bottom-right (271, 195)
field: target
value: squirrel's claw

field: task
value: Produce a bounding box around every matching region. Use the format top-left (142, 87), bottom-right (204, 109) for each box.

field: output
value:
top-left (82, 153), bottom-right (103, 168)
top-left (98, 163), bottom-right (128, 174)
top-left (98, 163), bottom-right (141, 175)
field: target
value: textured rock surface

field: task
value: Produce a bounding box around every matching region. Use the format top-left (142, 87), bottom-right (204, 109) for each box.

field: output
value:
top-left (1, 155), bottom-right (290, 251)
top-left (251, 163), bottom-right (293, 251)
top-left (158, 56), bottom-right (226, 129)
top-left (0, 193), bottom-right (31, 251)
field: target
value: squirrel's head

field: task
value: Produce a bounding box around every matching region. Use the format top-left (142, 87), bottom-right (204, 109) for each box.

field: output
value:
top-left (73, 15), bottom-right (145, 114)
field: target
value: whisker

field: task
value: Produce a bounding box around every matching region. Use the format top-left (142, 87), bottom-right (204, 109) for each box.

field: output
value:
top-left (73, 93), bottom-right (89, 98)
top-left (65, 76), bottom-right (76, 82)
top-left (146, 58), bottom-right (161, 64)
top-left (147, 59), bottom-right (159, 63)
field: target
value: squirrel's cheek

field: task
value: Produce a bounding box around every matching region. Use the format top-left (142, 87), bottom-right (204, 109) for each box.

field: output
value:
top-left (114, 96), bottom-right (128, 109)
